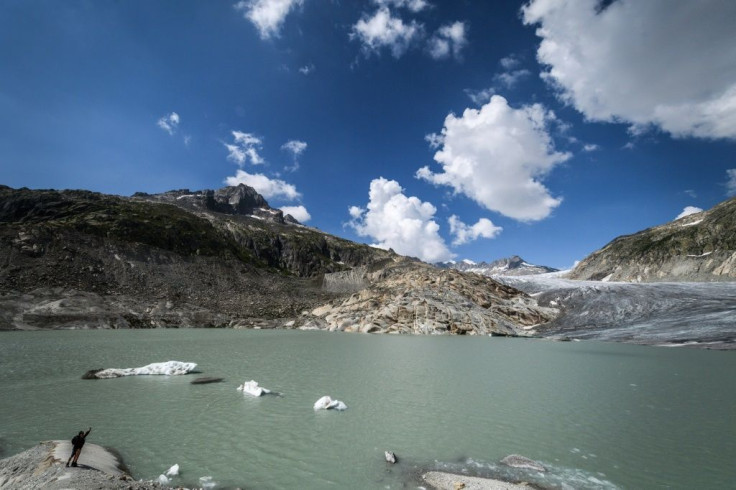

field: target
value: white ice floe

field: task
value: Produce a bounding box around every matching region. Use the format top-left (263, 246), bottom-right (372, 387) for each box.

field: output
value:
top-left (157, 474), bottom-right (171, 484)
top-left (165, 464), bottom-right (179, 476)
top-left (313, 395), bottom-right (347, 411)
top-left (93, 361), bottom-right (197, 378)
top-left (237, 380), bottom-right (271, 396)
top-left (199, 476), bottom-right (216, 489)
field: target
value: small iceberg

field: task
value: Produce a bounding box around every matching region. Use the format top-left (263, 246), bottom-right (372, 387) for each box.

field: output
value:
top-left (313, 395), bottom-right (347, 411)
top-left (84, 361), bottom-right (197, 379)
top-left (199, 476), bottom-right (216, 489)
top-left (156, 463), bottom-right (179, 484)
top-left (500, 454), bottom-right (547, 472)
top-left (237, 380), bottom-right (272, 397)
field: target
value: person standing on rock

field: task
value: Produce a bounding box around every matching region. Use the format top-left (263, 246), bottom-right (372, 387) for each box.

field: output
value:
top-left (66, 427), bottom-right (91, 467)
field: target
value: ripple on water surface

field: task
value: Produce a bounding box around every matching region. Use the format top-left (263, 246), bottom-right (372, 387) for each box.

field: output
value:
top-left (0, 329), bottom-right (735, 489)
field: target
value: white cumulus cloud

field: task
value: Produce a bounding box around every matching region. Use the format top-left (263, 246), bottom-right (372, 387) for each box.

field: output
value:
top-left (675, 206), bottom-right (703, 220)
top-left (280, 205), bottom-right (311, 222)
top-left (351, 7), bottom-right (422, 58)
top-left (727, 169), bottom-right (736, 197)
top-left (224, 169), bottom-right (301, 200)
top-left (225, 131), bottom-right (264, 166)
top-left (348, 177), bottom-right (453, 262)
top-left (157, 112), bottom-right (180, 135)
top-left (417, 95), bottom-right (570, 222)
top-left (427, 21), bottom-right (467, 60)
top-left (448, 215), bottom-right (502, 246)
top-left (235, 0), bottom-right (303, 40)
top-left (522, 0), bottom-right (736, 140)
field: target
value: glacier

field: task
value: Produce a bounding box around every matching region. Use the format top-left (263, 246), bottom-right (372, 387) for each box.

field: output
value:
top-left (495, 273), bottom-right (736, 349)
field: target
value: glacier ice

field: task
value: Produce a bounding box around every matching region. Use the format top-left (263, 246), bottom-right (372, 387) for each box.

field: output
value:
top-left (313, 395), bottom-right (347, 411)
top-left (165, 464), bottom-right (179, 476)
top-left (90, 361), bottom-right (197, 379)
top-left (236, 380), bottom-right (272, 397)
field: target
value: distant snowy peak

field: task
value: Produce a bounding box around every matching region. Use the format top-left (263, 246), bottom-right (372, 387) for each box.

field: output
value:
top-left (437, 255), bottom-right (559, 276)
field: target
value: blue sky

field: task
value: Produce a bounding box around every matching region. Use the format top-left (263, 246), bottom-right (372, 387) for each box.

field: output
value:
top-left (2, 0), bottom-right (735, 269)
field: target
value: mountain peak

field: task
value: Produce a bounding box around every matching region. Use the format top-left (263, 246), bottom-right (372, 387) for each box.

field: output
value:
top-left (437, 256), bottom-right (558, 276)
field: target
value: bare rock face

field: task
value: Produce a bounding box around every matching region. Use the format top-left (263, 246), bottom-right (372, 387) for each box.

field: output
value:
top-left (0, 185), bottom-right (556, 335)
top-left (303, 260), bottom-right (557, 336)
top-left (569, 196), bottom-right (736, 282)
top-left (0, 185), bottom-right (395, 330)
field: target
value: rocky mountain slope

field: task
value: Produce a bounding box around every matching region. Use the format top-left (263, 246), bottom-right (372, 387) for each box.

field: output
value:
top-left (438, 255), bottom-right (558, 276)
top-left (305, 260), bottom-right (556, 335)
top-left (569, 197), bottom-right (736, 282)
top-left (0, 185), bottom-right (553, 334)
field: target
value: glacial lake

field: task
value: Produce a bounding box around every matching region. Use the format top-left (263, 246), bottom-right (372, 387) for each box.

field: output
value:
top-left (0, 330), bottom-right (734, 489)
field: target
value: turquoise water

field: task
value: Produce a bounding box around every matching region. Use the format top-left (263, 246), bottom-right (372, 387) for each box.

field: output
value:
top-left (0, 330), bottom-right (734, 489)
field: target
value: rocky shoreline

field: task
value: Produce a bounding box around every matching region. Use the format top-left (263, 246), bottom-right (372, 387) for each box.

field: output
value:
top-left (0, 441), bottom-right (171, 490)
top-left (0, 442), bottom-right (546, 490)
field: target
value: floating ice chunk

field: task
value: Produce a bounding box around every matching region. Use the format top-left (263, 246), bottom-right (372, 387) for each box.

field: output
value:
top-left (313, 395), bottom-right (347, 411)
top-left (500, 454), bottom-right (547, 472)
top-left (237, 380), bottom-right (272, 397)
top-left (200, 475), bottom-right (216, 489)
top-left (165, 464), bottom-right (179, 476)
top-left (88, 361), bottom-right (197, 379)
top-left (157, 474), bottom-right (171, 484)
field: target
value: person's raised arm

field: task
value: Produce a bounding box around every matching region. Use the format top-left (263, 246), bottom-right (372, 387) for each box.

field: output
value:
top-left (85, 427), bottom-right (92, 437)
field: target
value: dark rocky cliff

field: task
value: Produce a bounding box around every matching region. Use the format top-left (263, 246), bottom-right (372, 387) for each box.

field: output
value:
top-left (0, 185), bottom-right (395, 329)
top-left (0, 184), bottom-right (555, 333)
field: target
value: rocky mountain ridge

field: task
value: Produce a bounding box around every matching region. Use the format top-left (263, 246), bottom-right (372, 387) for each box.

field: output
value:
top-left (0, 184), bottom-right (553, 334)
top-left (569, 196), bottom-right (736, 282)
top-left (438, 255), bottom-right (559, 276)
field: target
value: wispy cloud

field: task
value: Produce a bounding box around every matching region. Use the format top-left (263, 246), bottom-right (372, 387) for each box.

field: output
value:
top-left (727, 169), bottom-right (736, 197)
top-left (234, 0), bottom-right (303, 40)
top-left (374, 0), bottom-right (430, 12)
top-left (157, 112), bottom-right (180, 135)
top-left (448, 215), bottom-right (502, 245)
top-left (351, 7), bottom-right (422, 58)
top-left (281, 139), bottom-right (307, 172)
top-left (224, 131), bottom-right (264, 166)
top-left (465, 87), bottom-right (495, 106)
top-left (427, 21), bottom-right (467, 60)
